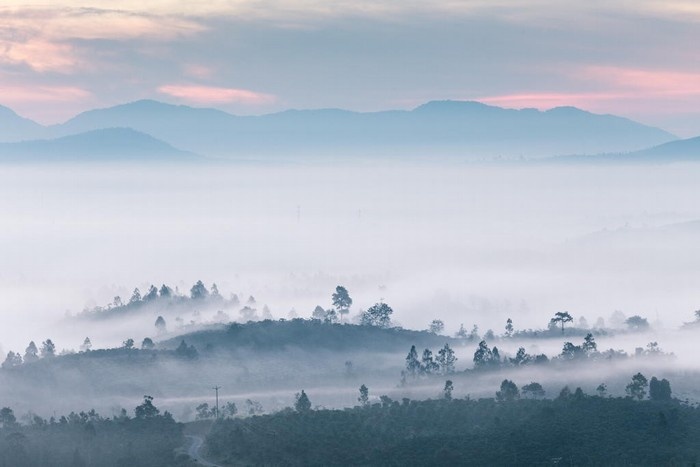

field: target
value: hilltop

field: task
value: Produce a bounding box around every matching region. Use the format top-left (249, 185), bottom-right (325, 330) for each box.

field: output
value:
top-left (0, 127), bottom-right (199, 162)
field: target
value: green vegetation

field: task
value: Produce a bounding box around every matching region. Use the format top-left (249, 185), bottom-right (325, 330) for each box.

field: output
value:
top-left (0, 397), bottom-right (192, 467)
top-left (204, 392), bottom-right (699, 466)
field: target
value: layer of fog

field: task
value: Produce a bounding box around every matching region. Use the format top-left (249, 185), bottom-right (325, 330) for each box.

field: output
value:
top-left (1, 161), bottom-right (699, 354)
top-left (1, 331), bottom-right (698, 420)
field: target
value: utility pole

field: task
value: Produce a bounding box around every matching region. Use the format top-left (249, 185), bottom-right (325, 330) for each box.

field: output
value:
top-left (213, 386), bottom-right (221, 419)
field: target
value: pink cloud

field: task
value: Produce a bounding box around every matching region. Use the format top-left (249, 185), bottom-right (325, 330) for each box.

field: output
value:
top-left (0, 84), bottom-right (91, 103)
top-left (580, 66), bottom-right (700, 96)
top-left (0, 40), bottom-right (78, 73)
top-left (158, 84), bottom-right (276, 105)
top-left (477, 66), bottom-right (700, 116)
top-left (478, 92), bottom-right (627, 110)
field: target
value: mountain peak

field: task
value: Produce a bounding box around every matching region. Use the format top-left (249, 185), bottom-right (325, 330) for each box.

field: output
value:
top-left (546, 106), bottom-right (590, 116)
top-left (0, 104), bottom-right (44, 142)
top-left (413, 100), bottom-right (494, 113)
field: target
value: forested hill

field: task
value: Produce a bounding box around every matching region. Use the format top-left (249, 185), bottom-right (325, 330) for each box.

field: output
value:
top-left (162, 319), bottom-right (459, 353)
top-left (204, 396), bottom-right (700, 466)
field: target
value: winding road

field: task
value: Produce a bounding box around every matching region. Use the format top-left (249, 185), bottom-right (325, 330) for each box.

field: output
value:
top-left (185, 435), bottom-right (222, 467)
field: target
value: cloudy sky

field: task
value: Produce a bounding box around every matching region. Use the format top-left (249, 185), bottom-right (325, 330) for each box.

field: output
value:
top-left (1, 1), bottom-right (700, 135)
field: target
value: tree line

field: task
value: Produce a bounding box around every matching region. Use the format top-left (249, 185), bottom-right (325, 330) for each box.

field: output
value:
top-left (202, 376), bottom-right (694, 466)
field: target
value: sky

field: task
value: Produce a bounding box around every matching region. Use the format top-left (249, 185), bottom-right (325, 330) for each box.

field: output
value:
top-left (1, 1), bottom-right (700, 136)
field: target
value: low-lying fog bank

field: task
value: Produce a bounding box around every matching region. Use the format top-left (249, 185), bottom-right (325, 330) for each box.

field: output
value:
top-left (0, 318), bottom-right (699, 422)
top-left (1, 161), bottom-right (699, 353)
top-left (0, 160), bottom-right (699, 422)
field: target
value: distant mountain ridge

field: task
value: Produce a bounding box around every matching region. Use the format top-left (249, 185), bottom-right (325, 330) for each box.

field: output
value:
top-left (550, 134), bottom-right (700, 164)
top-left (0, 99), bottom-right (681, 160)
top-left (52, 99), bottom-right (676, 158)
top-left (0, 127), bottom-right (198, 162)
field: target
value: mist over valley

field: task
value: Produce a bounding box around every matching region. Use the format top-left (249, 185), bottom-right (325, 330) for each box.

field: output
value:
top-left (2, 1), bottom-right (700, 462)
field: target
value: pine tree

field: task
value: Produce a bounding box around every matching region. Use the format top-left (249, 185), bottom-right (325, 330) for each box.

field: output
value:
top-left (436, 343), bottom-right (457, 374)
top-left (24, 341), bottom-right (39, 363)
top-left (294, 390), bottom-right (312, 412)
top-left (80, 337), bottom-right (92, 352)
top-left (405, 345), bottom-right (421, 377)
top-left (155, 316), bottom-right (167, 333)
top-left (159, 284), bottom-right (173, 298)
top-left (443, 380), bottom-right (454, 400)
top-left (582, 333), bottom-right (597, 355)
top-left (143, 285), bottom-right (158, 301)
top-left (41, 339), bottom-right (56, 358)
top-left (129, 288), bottom-right (142, 304)
top-left (455, 323), bottom-right (468, 339)
top-left (358, 384), bottom-right (369, 407)
top-left (504, 318), bottom-right (514, 337)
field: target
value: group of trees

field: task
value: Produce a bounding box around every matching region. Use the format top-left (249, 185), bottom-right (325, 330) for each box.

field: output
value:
top-left (359, 302), bottom-right (393, 328)
top-left (470, 332), bottom-right (668, 373)
top-left (2, 339), bottom-right (57, 369)
top-left (2, 335), bottom-right (166, 369)
top-left (428, 319), bottom-right (445, 334)
top-left (420, 332), bottom-right (669, 375)
top-left (82, 280), bottom-right (242, 318)
top-left (625, 373), bottom-right (673, 401)
top-left (472, 340), bottom-right (549, 370)
top-left (548, 311), bottom-right (650, 334)
top-left (456, 310), bottom-right (655, 344)
top-left (404, 343), bottom-right (457, 379)
top-left (495, 373), bottom-right (673, 403)
top-left (310, 285), bottom-right (399, 329)
top-left (311, 285), bottom-right (353, 324)
top-left (559, 333), bottom-right (598, 360)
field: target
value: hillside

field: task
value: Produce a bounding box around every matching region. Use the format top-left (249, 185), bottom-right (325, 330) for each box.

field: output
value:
top-left (0, 105), bottom-right (44, 141)
top-left (0, 127), bottom-right (198, 162)
top-left (204, 396), bottom-right (698, 466)
top-left (632, 135), bottom-right (700, 160)
top-left (161, 319), bottom-right (458, 353)
top-left (550, 134), bottom-right (700, 164)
